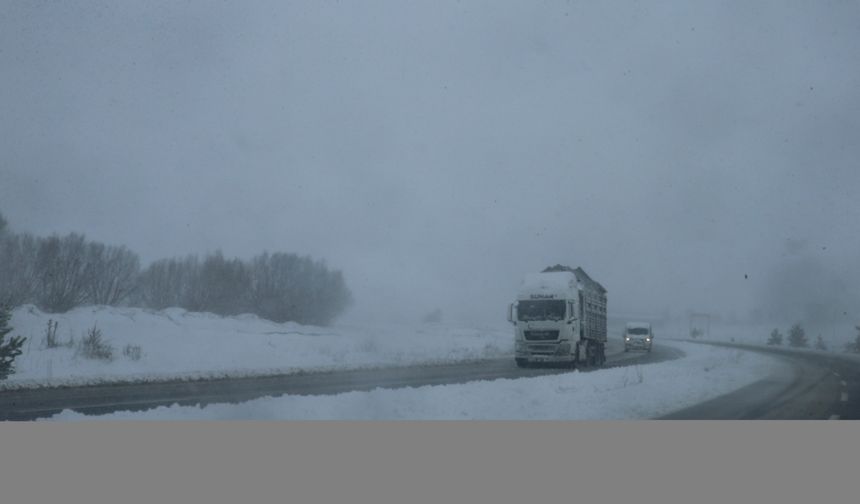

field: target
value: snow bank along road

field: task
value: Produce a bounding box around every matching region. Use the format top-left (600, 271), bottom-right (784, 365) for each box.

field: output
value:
top-left (0, 340), bottom-right (679, 420)
top-left (662, 340), bottom-right (860, 420)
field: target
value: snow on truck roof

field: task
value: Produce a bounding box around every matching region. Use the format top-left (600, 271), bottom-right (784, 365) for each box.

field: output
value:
top-left (519, 271), bottom-right (577, 297)
top-left (518, 266), bottom-right (607, 298)
top-left (541, 265), bottom-right (607, 294)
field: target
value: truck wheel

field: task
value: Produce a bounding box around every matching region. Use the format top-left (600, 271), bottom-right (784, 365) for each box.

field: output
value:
top-left (515, 358), bottom-right (529, 368)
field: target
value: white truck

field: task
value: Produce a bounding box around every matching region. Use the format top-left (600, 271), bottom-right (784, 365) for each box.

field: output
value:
top-left (507, 265), bottom-right (607, 368)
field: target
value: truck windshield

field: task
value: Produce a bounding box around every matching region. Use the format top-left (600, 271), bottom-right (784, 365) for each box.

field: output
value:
top-left (627, 327), bottom-right (650, 335)
top-left (517, 300), bottom-right (566, 322)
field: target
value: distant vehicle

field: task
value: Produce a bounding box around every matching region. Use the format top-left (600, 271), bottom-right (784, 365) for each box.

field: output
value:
top-left (507, 265), bottom-right (607, 368)
top-left (624, 322), bottom-right (653, 352)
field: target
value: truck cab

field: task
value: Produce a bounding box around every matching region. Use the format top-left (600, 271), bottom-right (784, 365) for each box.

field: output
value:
top-left (624, 322), bottom-right (653, 352)
top-left (508, 268), bottom-right (607, 368)
top-left (509, 294), bottom-right (580, 367)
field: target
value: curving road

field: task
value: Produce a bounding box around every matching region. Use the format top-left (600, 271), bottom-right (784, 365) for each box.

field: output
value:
top-left (6, 338), bottom-right (854, 421)
top-left (660, 341), bottom-right (860, 420)
top-left (0, 340), bottom-right (681, 421)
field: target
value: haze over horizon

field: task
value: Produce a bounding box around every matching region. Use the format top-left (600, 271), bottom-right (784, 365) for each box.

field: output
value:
top-left (2, 1), bottom-right (859, 327)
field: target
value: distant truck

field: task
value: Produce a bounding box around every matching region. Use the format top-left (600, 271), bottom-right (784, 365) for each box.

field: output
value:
top-left (507, 265), bottom-right (607, 368)
top-left (624, 322), bottom-right (653, 353)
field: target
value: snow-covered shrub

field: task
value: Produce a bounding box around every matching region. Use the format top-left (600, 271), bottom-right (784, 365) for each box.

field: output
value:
top-left (77, 324), bottom-right (114, 361)
top-left (123, 344), bottom-right (142, 361)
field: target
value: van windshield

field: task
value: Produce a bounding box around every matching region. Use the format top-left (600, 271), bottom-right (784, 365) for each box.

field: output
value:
top-left (517, 300), bottom-right (566, 322)
top-left (627, 327), bottom-right (650, 335)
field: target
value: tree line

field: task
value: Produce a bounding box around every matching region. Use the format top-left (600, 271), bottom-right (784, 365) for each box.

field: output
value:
top-left (0, 211), bottom-right (352, 325)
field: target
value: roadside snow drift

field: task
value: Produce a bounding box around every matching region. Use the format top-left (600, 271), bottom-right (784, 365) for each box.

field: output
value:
top-left (4, 305), bottom-right (512, 389)
top-left (47, 341), bottom-right (787, 420)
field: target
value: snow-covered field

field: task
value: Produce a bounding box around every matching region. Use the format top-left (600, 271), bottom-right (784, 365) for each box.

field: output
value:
top-left (660, 320), bottom-right (859, 352)
top-left (46, 341), bottom-right (787, 420)
top-left (4, 305), bottom-right (512, 390)
top-left (6, 306), bottom-right (807, 420)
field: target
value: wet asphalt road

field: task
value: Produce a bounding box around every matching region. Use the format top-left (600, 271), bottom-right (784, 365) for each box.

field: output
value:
top-left (660, 341), bottom-right (860, 420)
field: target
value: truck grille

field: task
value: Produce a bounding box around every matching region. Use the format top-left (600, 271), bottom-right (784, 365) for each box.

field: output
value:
top-left (528, 344), bottom-right (556, 354)
top-left (524, 330), bottom-right (559, 341)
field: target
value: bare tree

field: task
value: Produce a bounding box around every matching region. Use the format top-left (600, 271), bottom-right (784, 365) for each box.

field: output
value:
top-left (0, 232), bottom-right (39, 307)
top-left (137, 255), bottom-right (199, 310)
top-left (135, 259), bottom-right (171, 309)
top-left (137, 250), bottom-right (352, 325)
top-left (83, 242), bottom-right (140, 306)
top-left (2, 224), bottom-right (140, 310)
top-left (194, 251), bottom-right (251, 315)
top-left (249, 252), bottom-right (297, 323)
top-left (249, 252), bottom-right (351, 325)
top-left (35, 234), bottom-right (90, 312)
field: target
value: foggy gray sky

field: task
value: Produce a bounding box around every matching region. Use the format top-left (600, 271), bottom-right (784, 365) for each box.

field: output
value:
top-left (2, 1), bottom-right (859, 326)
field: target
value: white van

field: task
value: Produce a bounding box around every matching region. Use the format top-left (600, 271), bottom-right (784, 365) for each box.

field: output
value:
top-left (624, 322), bottom-right (653, 352)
